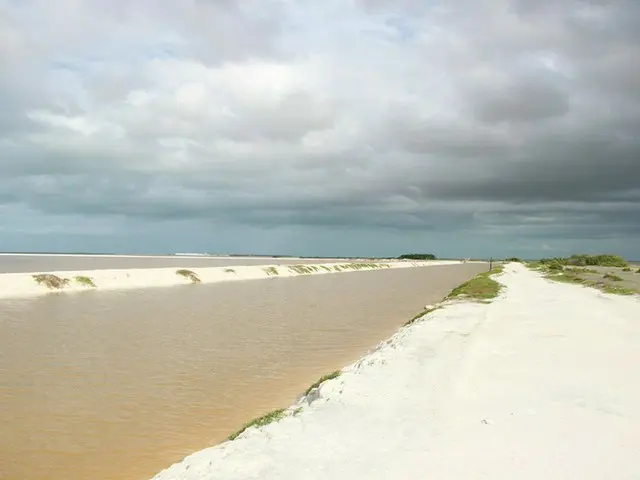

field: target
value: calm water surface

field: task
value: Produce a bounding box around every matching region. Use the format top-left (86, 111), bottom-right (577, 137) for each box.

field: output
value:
top-left (0, 254), bottom-right (346, 273)
top-left (0, 264), bottom-right (486, 480)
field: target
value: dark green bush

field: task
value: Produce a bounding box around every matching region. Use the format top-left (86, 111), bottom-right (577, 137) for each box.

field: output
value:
top-left (547, 262), bottom-right (564, 271)
top-left (567, 254), bottom-right (627, 267)
top-left (539, 257), bottom-right (569, 266)
top-left (398, 253), bottom-right (437, 260)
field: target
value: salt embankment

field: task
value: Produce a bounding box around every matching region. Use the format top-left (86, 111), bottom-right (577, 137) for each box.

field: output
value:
top-left (0, 260), bottom-right (464, 299)
top-left (152, 263), bottom-right (640, 480)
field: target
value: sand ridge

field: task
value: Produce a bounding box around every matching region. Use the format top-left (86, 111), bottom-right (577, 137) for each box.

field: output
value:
top-left (151, 263), bottom-right (640, 480)
top-left (0, 260), bottom-right (464, 299)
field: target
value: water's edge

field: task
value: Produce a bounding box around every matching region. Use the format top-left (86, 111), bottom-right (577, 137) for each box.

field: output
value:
top-left (150, 265), bottom-right (489, 479)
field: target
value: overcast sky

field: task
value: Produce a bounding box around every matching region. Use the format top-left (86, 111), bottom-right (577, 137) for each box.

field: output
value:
top-left (1, 0), bottom-right (639, 258)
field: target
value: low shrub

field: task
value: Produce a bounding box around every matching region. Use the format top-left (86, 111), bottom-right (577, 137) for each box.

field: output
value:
top-left (603, 273), bottom-right (623, 282)
top-left (565, 267), bottom-right (598, 275)
top-left (398, 253), bottom-right (436, 260)
top-left (567, 254), bottom-right (627, 267)
top-left (263, 266), bottom-right (279, 276)
top-left (176, 269), bottom-right (201, 284)
top-left (288, 265), bottom-right (314, 274)
top-left (343, 263), bottom-right (388, 270)
top-left (547, 262), bottom-right (565, 272)
top-left (539, 257), bottom-right (569, 266)
top-left (32, 274), bottom-right (70, 289)
top-left (539, 254), bottom-right (627, 268)
top-left (74, 276), bottom-right (96, 287)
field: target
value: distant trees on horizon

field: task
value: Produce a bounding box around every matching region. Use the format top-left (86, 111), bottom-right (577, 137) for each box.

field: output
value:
top-left (398, 253), bottom-right (437, 260)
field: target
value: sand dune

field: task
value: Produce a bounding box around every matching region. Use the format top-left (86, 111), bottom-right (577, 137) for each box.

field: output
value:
top-left (152, 263), bottom-right (640, 480)
top-left (0, 260), bottom-right (463, 299)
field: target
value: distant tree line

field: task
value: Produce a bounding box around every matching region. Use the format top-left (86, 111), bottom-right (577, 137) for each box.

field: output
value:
top-left (398, 253), bottom-right (437, 260)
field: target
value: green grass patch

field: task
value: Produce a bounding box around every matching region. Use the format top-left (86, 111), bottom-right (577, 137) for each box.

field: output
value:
top-left (446, 266), bottom-right (504, 301)
top-left (304, 370), bottom-right (341, 396)
top-left (637, 268), bottom-right (640, 274)
top-left (32, 274), bottom-right (70, 289)
top-left (543, 271), bottom-right (637, 296)
top-left (600, 284), bottom-right (636, 295)
top-left (622, 267), bottom-right (632, 272)
top-left (227, 408), bottom-right (286, 441)
top-left (263, 266), bottom-right (279, 276)
top-left (404, 306), bottom-right (440, 327)
top-left (176, 269), bottom-right (201, 284)
top-left (545, 272), bottom-right (585, 285)
top-left (603, 273), bottom-right (623, 282)
top-left (565, 267), bottom-right (597, 274)
top-left (74, 275), bottom-right (96, 287)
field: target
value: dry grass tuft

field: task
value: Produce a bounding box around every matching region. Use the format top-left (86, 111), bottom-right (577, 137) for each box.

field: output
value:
top-left (176, 269), bottom-right (201, 284)
top-left (32, 274), bottom-right (70, 289)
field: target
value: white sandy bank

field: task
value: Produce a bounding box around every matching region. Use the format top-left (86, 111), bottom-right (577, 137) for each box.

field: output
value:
top-left (152, 263), bottom-right (640, 480)
top-left (0, 260), bottom-right (463, 300)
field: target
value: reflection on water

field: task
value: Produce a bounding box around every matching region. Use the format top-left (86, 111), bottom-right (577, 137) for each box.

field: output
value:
top-left (0, 264), bottom-right (486, 480)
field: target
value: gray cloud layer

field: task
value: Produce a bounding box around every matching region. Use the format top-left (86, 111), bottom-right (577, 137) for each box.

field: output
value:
top-left (1, 0), bottom-right (639, 257)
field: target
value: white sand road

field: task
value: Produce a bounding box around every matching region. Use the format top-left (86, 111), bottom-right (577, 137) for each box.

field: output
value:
top-left (152, 263), bottom-right (640, 480)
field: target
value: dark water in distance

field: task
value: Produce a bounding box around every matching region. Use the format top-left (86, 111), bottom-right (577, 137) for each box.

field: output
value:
top-left (0, 254), bottom-right (354, 273)
top-left (0, 263), bottom-right (486, 480)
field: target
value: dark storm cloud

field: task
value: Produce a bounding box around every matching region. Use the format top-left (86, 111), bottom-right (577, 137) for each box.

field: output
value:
top-left (470, 77), bottom-right (570, 123)
top-left (0, 0), bottom-right (639, 256)
top-left (425, 134), bottom-right (640, 202)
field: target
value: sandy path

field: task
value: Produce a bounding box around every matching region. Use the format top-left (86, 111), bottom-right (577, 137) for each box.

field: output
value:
top-left (152, 263), bottom-right (640, 480)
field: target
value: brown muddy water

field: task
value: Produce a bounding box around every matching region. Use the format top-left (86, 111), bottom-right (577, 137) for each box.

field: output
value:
top-left (0, 263), bottom-right (486, 480)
